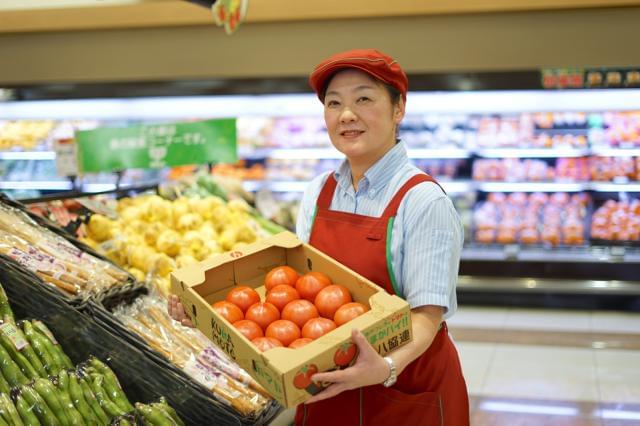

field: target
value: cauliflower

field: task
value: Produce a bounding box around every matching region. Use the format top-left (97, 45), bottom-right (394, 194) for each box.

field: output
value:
top-left (155, 229), bottom-right (182, 257)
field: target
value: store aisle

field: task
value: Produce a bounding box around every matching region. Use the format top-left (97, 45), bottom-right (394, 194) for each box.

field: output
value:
top-left (270, 305), bottom-right (640, 425)
top-left (450, 306), bottom-right (640, 425)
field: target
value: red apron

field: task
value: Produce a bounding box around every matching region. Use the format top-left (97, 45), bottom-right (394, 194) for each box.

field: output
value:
top-left (295, 172), bottom-right (469, 426)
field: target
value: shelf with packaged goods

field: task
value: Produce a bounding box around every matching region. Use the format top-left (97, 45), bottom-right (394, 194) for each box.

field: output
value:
top-left (0, 151), bottom-right (56, 160)
top-left (243, 179), bottom-right (475, 194)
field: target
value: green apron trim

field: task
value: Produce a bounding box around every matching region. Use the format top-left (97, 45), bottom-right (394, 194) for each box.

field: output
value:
top-left (386, 217), bottom-right (402, 297)
top-left (309, 205), bottom-right (319, 238)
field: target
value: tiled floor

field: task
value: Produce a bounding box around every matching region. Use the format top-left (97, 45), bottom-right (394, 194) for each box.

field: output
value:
top-left (270, 305), bottom-right (640, 425)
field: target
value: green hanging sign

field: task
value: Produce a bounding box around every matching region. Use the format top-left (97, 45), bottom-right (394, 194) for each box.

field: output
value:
top-left (76, 119), bottom-right (237, 173)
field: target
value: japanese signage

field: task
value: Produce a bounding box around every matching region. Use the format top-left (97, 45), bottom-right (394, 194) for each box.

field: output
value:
top-left (75, 119), bottom-right (237, 173)
top-left (542, 67), bottom-right (640, 89)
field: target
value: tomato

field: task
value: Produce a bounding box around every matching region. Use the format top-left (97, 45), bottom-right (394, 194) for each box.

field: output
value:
top-left (225, 286), bottom-right (261, 313)
top-left (288, 337), bottom-right (313, 349)
top-left (334, 342), bottom-right (358, 367)
top-left (333, 302), bottom-right (369, 326)
top-left (252, 337), bottom-right (283, 352)
top-left (301, 317), bottom-right (337, 340)
top-left (245, 302), bottom-right (280, 331)
top-left (295, 272), bottom-right (331, 302)
top-left (314, 284), bottom-right (352, 319)
top-left (265, 319), bottom-right (301, 347)
top-left (281, 299), bottom-right (319, 329)
top-left (233, 319), bottom-right (263, 341)
top-left (211, 301), bottom-right (244, 324)
top-left (293, 364), bottom-right (318, 389)
top-left (265, 266), bottom-right (299, 291)
top-left (265, 284), bottom-right (300, 312)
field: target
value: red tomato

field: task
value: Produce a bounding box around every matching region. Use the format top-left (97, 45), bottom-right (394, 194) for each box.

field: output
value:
top-left (245, 302), bottom-right (280, 331)
top-left (265, 285), bottom-right (300, 312)
top-left (293, 364), bottom-right (318, 389)
top-left (334, 342), bottom-right (358, 367)
top-left (295, 272), bottom-right (331, 302)
top-left (233, 319), bottom-right (263, 341)
top-left (252, 337), bottom-right (283, 352)
top-left (211, 301), bottom-right (244, 324)
top-left (265, 266), bottom-right (299, 291)
top-left (265, 319), bottom-right (301, 347)
top-left (281, 299), bottom-right (319, 329)
top-left (333, 302), bottom-right (369, 326)
top-left (314, 285), bottom-right (352, 319)
top-left (225, 286), bottom-right (260, 313)
top-left (301, 317), bottom-right (337, 340)
top-left (289, 337), bottom-right (313, 349)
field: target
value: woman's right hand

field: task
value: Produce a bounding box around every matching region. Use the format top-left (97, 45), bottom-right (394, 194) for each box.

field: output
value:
top-left (167, 294), bottom-right (194, 328)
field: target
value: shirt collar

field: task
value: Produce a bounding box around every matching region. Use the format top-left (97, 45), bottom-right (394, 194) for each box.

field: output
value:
top-left (333, 141), bottom-right (408, 195)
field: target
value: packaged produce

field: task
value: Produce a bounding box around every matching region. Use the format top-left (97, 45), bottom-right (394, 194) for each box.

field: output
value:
top-left (172, 232), bottom-right (412, 408)
top-left (112, 292), bottom-right (271, 417)
top-left (0, 201), bottom-right (129, 297)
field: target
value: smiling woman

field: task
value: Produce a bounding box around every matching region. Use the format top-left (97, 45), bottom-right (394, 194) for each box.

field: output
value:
top-left (294, 49), bottom-right (470, 425)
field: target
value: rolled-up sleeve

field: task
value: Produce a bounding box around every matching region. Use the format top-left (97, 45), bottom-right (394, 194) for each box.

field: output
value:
top-left (396, 190), bottom-right (463, 318)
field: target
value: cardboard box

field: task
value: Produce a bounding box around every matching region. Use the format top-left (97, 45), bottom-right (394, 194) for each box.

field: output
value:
top-left (171, 232), bottom-right (412, 408)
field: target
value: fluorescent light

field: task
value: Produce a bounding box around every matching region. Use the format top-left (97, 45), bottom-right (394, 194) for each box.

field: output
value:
top-left (2, 89), bottom-right (640, 120)
top-left (408, 148), bottom-right (470, 159)
top-left (590, 183), bottom-right (640, 192)
top-left (590, 147), bottom-right (640, 157)
top-left (479, 401), bottom-right (579, 416)
top-left (82, 183), bottom-right (117, 192)
top-left (477, 182), bottom-right (586, 192)
top-left (440, 180), bottom-right (474, 193)
top-left (598, 409), bottom-right (640, 420)
top-left (0, 180), bottom-right (72, 190)
top-left (0, 151), bottom-right (56, 160)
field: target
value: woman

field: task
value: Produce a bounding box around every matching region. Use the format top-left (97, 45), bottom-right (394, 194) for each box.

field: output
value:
top-left (170, 48), bottom-right (469, 425)
top-left (293, 49), bottom-right (469, 425)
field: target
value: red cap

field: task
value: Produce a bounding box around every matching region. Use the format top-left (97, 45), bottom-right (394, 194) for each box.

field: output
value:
top-left (309, 48), bottom-right (408, 103)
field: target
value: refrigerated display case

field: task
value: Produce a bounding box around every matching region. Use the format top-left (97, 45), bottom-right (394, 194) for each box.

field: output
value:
top-left (1, 70), bottom-right (639, 305)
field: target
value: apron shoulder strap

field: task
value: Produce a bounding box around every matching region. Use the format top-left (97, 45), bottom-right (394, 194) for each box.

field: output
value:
top-left (316, 173), bottom-right (338, 209)
top-left (381, 173), bottom-right (442, 219)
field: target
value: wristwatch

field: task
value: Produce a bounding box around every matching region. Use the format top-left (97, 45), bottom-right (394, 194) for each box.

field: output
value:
top-left (382, 356), bottom-right (397, 388)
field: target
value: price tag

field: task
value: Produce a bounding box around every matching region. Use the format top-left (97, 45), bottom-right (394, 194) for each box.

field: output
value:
top-left (54, 137), bottom-right (79, 177)
top-left (610, 246), bottom-right (626, 262)
top-left (503, 244), bottom-right (520, 260)
top-left (0, 322), bottom-right (28, 351)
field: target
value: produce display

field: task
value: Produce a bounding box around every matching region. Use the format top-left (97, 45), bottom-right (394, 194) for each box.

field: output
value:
top-left (0, 201), bottom-right (130, 297)
top-left (0, 121), bottom-right (55, 151)
top-left (473, 158), bottom-right (590, 182)
top-left (473, 192), bottom-right (589, 246)
top-left (216, 266), bottom-right (369, 351)
top-left (590, 198), bottom-right (640, 241)
top-left (112, 292), bottom-right (271, 417)
top-left (0, 283), bottom-right (183, 426)
top-left (82, 194), bottom-right (268, 295)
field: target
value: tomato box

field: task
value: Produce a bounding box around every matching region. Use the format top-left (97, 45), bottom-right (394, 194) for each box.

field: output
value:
top-left (171, 231), bottom-right (412, 408)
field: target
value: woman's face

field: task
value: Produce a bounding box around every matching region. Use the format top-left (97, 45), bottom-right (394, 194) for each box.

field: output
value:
top-left (323, 69), bottom-right (405, 166)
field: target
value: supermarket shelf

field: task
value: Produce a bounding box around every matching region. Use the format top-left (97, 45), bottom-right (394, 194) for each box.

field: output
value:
top-left (240, 147), bottom-right (471, 160)
top-left (462, 245), bottom-right (640, 264)
top-left (0, 180), bottom-right (72, 190)
top-left (591, 147), bottom-right (640, 157)
top-left (0, 151), bottom-right (56, 160)
top-left (457, 275), bottom-right (640, 295)
top-left (590, 182), bottom-right (640, 192)
top-left (475, 148), bottom-right (589, 158)
top-left (476, 181), bottom-right (586, 192)
top-left (267, 148), bottom-right (342, 160)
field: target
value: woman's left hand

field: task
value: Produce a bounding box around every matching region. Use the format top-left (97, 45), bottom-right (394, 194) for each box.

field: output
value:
top-left (305, 328), bottom-right (390, 404)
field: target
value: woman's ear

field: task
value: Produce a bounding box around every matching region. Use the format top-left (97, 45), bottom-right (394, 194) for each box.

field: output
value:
top-left (393, 98), bottom-right (406, 124)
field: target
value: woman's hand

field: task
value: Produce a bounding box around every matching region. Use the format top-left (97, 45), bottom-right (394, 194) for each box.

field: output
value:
top-left (304, 328), bottom-right (389, 404)
top-left (167, 294), bottom-right (194, 328)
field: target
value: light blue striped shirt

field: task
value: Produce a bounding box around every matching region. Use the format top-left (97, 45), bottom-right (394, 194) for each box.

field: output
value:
top-left (296, 141), bottom-right (463, 319)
